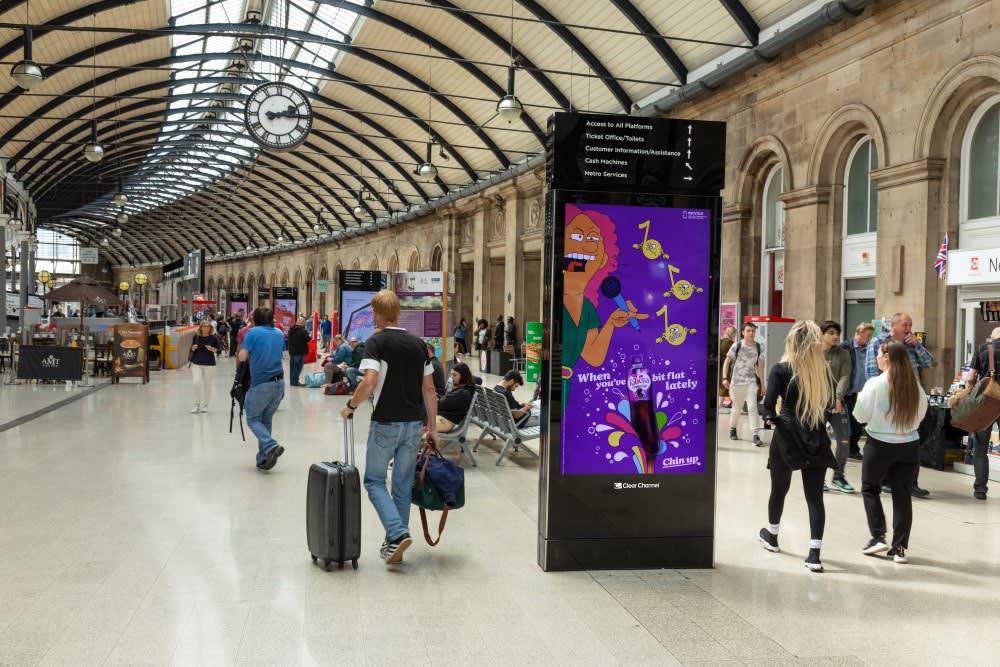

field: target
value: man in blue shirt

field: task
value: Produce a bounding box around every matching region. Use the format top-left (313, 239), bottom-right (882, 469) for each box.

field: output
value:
top-left (320, 315), bottom-right (332, 350)
top-left (329, 334), bottom-right (352, 365)
top-left (238, 307), bottom-right (287, 471)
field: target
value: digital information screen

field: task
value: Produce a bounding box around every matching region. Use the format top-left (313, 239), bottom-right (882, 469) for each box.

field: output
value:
top-left (560, 202), bottom-right (711, 476)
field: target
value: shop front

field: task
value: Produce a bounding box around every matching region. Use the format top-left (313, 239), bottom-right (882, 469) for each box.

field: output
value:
top-left (947, 247), bottom-right (1000, 368)
top-left (946, 246), bottom-right (1000, 484)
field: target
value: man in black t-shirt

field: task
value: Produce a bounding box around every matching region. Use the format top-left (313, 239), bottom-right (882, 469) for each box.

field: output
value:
top-left (341, 290), bottom-right (439, 564)
top-left (965, 327), bottom-right (1000, 500)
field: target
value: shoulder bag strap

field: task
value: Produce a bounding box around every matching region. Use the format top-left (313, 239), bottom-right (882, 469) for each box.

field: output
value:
top-left (989, 341), bottom-right (996, 379)
top-left (419, 505), bottom-right (449, 546)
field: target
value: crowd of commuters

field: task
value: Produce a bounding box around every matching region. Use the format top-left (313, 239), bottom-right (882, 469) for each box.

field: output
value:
top-left (744, 310), bottom-right (993, 573)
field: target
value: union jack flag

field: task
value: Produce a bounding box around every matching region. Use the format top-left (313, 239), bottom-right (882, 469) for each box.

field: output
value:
top-left (933, 235), bottom-right (948, 280)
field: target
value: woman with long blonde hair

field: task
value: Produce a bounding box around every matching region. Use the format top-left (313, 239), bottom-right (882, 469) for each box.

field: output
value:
top-left (759, 320), bottom-right (837, 572)
top-left (189, 319), bottom-right (220, 414)
top-left (853, 341), bottom-right (927, 564)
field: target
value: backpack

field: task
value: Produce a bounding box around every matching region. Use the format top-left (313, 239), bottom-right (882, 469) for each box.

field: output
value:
top-left (727, 340), bottom-right (764, 396)
top-left (229, 361), bottom-right (251, 440)
top-left (217, 321), bottom-right (230, 336)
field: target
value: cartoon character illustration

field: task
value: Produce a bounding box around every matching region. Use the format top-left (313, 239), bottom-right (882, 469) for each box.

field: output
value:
top-left (562, 206), bottom-right (648, 409)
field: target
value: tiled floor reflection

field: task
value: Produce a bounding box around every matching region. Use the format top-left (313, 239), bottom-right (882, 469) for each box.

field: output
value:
top-left (1, 359), bottom-right (998, 665)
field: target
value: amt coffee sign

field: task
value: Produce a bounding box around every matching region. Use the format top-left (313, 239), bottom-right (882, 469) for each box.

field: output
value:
top-left (947, 248), bottom-right (1000, 286)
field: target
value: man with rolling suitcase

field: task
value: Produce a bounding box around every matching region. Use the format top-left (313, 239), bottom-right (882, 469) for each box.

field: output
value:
top-left (341, 290), bottom-right (440, 564)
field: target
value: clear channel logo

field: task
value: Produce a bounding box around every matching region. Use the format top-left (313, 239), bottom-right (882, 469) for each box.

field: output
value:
top-left (612, 481), bottom-right (660, 490)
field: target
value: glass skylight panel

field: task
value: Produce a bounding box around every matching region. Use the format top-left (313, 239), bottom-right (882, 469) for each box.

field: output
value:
top-left (125, 0), bottom-right (366, 220)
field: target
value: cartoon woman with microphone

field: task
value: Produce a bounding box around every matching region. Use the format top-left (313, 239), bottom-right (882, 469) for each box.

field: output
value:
top-left (563, 205), bottom-right (647, 409)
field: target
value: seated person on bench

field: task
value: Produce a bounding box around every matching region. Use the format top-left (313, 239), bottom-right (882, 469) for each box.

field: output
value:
top-left (435, 362), bottom-right (476, 433)
top-left (495, 369), bottom-right (540, 428)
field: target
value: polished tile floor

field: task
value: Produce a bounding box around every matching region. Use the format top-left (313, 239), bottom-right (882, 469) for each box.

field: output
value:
top-left (1, 358), bottom-right (999, 666)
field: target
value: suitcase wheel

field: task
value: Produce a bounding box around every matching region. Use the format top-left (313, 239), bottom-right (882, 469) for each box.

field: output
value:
top-left (323, 559), bottom-right (332, 571)
top-left (311, 555), bottom-right (317, 565)
top-left (352, 559), bottom-right (358, 570)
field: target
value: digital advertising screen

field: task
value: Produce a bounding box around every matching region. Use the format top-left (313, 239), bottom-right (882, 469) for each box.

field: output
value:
top-left (560, 202), bottom-right (711, 476)
top-left (272, 287), bottom-right (297, 333)
top-left (341, 290), bottom-right (377, 341)
top-left (229, 293), bottom-right (248, 318)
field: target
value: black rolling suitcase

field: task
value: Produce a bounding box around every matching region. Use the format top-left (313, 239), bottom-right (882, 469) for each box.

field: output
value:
top-left (307, 417), bottom-right (361, 570)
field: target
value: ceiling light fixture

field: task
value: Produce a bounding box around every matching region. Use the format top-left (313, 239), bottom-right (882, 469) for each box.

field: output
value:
top-left (116, 209), bottom-right (128, 225)
top-left (11, 27), bottom-right (44, 90)
top-left (111, 226), bottom-right (122, 238)
top-left (83, 120), bottom-right (104, 162)
top-left (416, 142), bottom-right (437, 182)
top-left (113, 177), bottom-right (127, 207)
top-left (497, 62), bottom-right (523, 123)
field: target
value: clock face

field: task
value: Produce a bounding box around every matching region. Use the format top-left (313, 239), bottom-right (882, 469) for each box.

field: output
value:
top-left (244, 82), bottom-right (313, 151)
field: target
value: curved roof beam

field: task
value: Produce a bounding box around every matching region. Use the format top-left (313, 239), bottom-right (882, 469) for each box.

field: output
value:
top-left (314, 0), bottom-right (547, 143)
top-left (514, 0), bottom-right (632, 112)
top-left (422, 0), bottom-right (571, 112)
top-left (718, 0), bottom-right (760, 46)
top-left (0, 37), bottom-right (478, 188)
top-left (609, 0), bottom-right (687, 84)
top-left (9, 73), bottom-right (429, 206)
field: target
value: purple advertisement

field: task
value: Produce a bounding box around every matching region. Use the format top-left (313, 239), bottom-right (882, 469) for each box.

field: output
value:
top-left (561, 203), bottom-right (710, 475)
top-left (398, 310), bottom-right (424, 336)
top-left (342, 290), bottom-right (377, 341)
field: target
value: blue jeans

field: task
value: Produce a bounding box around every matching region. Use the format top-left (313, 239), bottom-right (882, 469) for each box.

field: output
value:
top-left (364, 420), bottom-right (422, 543)
top-left (345, 367), bottom-right (361, 388)
top-left (289, 354), bottom-right (304, 385)
top-left (245, 380), bottom-right (285, 464)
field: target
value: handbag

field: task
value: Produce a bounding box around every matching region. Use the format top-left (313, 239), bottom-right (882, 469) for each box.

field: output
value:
top-left (411, 445), bottom-right (465, 546)
top-left (304, 371), bottom-right (326, 388)
top-left (951, 341), bottom-right (1000, 433)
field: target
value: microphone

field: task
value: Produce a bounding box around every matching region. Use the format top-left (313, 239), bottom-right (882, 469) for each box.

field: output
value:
top-left (600, 276), bottom-right (640, 330)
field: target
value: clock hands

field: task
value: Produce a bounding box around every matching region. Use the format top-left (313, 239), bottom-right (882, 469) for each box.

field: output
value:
top-left (265, 104), bottom-right (309, 120)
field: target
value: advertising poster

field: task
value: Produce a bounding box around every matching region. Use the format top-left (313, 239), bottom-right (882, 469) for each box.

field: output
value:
top-left (525, 322), bottom-right (542, 382)
top-left (229, 293), bottom-right (249, 318)
top-left (272, 287), bottom-right (297, 332)
top-left (342, 290), bottom-right (377, 341)
top-left (561, 202), bottom-right (710, 475)
top-left (719, 303), bottom-right (739, 334)
top-left (398, 310), bottom-right (424, 336)
top-left (112, 323), bottom-right (149, 382)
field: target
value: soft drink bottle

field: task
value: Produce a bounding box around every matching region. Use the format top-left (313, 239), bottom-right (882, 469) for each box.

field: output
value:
top-left (627, 355), bottom-right (660, 473)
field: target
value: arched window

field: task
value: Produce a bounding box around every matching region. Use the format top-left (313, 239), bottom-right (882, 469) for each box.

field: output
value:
top-left (430, 245), bottom-right (443, 271)
top-left (407, 249), bottom-right (419, 271)
top-left (369, 256), bottom-right (379, 271)
top-left (844, 138), bottom-right (878, 235)
top-left (760, 165), bottom-right (785, 316)
top-left (388, 252), bottom-right (399, 274)
top-left (963, 99), bottom-right (1000, 222)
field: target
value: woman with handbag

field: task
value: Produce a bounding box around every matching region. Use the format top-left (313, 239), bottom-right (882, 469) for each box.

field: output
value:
top-left (758, 320), bottom-right (836, 572)
top-left (854, 341), bottom-right (928, 563)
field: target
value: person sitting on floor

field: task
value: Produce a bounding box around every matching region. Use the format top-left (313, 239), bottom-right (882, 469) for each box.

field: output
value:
top-left (435, 362), bottom-right (476, 433)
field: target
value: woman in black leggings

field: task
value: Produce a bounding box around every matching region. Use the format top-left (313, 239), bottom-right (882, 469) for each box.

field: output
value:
top-left (759, 320), bottom-right (837, 572)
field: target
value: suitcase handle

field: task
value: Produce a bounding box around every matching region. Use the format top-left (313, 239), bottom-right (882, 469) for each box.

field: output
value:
top-left (342, 415), bottom-right (355, 466)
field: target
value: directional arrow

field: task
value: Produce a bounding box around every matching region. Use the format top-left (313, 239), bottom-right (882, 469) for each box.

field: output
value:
top-left (686, 150), bottom-right (691, 159)
top-left (685, 162), bottom-right (693, 170)
top-left (687, 137), bottom-right (692, 147)
top-left (683, 176), bottom-right (693, 182)
top-left (688, 125), bottom-right (692, 135)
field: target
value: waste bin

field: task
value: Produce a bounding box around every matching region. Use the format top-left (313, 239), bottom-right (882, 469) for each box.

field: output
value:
top-left (491, 350), bottom-right (512, 375)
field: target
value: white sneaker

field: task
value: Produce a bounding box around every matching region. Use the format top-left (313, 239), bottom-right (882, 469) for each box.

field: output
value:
top-left (191, 406), bottom-right (199, 414)
top-left (200, 405), bottom-right (208, 413)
